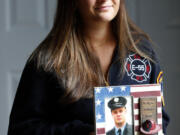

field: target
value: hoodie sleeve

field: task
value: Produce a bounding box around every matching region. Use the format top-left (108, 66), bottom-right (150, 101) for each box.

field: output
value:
top-left (7, 60), bottom-right (94, 135)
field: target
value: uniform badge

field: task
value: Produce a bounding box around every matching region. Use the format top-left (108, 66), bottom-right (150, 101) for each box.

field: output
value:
top-left (125, 53), bottom-right (152, 82)
top-left (114, 97), bottom-right (119, 102)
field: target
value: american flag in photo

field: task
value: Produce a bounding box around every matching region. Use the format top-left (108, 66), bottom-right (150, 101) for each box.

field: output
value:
top-left (94, 84), bottom-right (163, 135)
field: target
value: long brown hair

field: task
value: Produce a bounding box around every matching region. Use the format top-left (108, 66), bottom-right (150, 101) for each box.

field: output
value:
top-left (29, 0), bottom-right (151, 102)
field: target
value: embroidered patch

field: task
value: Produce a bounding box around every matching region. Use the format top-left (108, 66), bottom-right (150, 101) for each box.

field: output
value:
top-left (157, 71), bottom-right (163, 84)
top-left (157, 71), bottom-right (164, 105)
top-left (125, 54), bottom-right (152, 82)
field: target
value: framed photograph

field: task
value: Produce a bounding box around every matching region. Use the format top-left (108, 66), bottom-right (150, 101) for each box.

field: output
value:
top-left (94, 84), bottom-right (163, 135)
top-left (105, 96), bottom-right (134, 135)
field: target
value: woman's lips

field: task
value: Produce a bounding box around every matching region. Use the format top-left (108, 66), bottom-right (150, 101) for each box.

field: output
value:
top-left (95, 5), bottom-right (113, 11)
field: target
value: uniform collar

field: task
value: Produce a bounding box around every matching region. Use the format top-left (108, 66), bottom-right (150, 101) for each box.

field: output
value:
top-left (114, 123), bottom-right (127, 135)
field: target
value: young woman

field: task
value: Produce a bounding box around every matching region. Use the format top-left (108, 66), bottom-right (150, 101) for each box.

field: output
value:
top-left (8, 0), bottom-right (169, 135)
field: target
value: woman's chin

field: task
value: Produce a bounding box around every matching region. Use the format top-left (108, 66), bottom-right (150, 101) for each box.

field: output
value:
top-left (94, 15), bottom-right (115, 22)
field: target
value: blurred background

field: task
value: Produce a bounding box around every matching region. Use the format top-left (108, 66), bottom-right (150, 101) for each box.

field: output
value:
top-left (0, 0), bottom-right (179, 134)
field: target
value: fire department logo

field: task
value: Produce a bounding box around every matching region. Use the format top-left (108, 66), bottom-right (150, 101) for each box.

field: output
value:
top-left (125, 53), bottom-right (152, 82)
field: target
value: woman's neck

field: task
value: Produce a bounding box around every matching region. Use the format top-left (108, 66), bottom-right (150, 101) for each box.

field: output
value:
top-left (82, 21), bottom-right (115, 48)
top-left (82, 20), bottom-right (116, 77)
